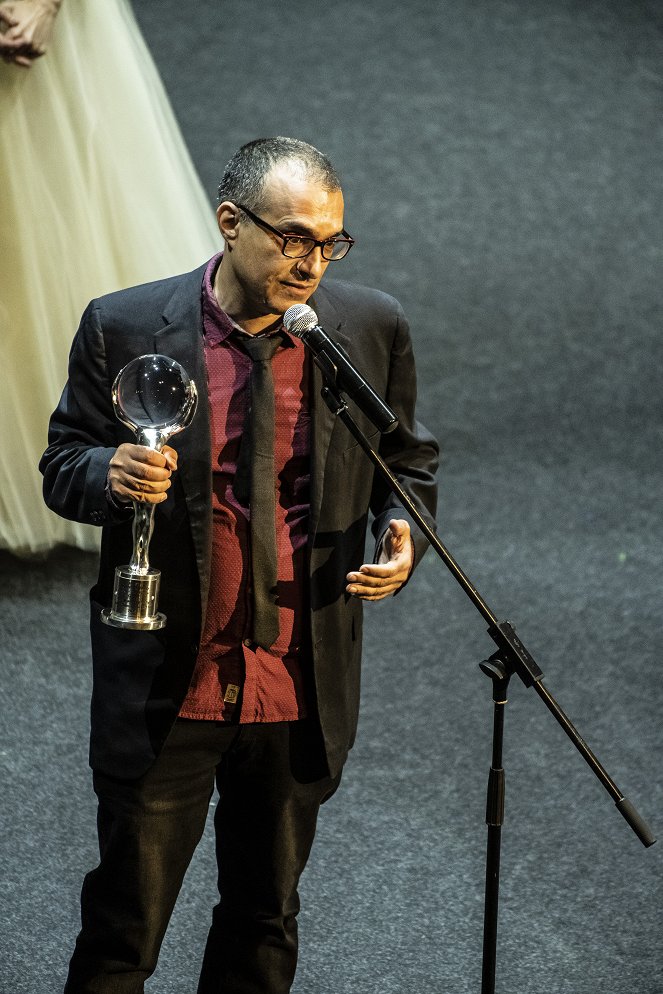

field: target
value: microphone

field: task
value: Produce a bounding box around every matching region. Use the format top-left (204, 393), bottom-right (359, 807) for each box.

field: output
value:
top-left (283, 304), bottom-right (398, 434)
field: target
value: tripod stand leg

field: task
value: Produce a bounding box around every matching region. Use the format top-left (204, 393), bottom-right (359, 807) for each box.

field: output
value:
top-left (480, 656), bottom-right (510, 994)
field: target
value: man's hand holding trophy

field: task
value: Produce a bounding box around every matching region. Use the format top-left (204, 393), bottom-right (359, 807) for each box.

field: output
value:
top-left (101, 354), bottom-right (197, 631)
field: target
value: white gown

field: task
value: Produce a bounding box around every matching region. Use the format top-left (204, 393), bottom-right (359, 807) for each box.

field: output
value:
top-left (0, 0), bottom-right (219, 554)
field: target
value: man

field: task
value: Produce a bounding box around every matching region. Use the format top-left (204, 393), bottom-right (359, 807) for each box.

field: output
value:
top-left (41, 137), bottom-right (438, 994)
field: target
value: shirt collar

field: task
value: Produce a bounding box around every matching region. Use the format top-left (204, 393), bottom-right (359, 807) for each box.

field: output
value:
top-left (201, 253), bottom-right (298, 348)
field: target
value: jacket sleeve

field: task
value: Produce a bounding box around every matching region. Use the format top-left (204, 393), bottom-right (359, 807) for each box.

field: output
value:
top-left (369, 300), bottom-right (439, 572)
top-left (39, 301), bottom-right (129, 527)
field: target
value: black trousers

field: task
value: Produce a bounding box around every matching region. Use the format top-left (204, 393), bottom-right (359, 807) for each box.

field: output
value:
top-left (64, 719), bottom-right (340, 994)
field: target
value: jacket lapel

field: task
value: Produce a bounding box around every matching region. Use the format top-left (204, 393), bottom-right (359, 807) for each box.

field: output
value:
top-left (153, 264), bottom-right (213, 622)
top-left (306, 285), bottom-right (352, 540)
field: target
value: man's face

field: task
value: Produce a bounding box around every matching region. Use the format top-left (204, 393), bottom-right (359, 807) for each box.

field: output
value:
top-left (217, 162), bottom-right (345, 324)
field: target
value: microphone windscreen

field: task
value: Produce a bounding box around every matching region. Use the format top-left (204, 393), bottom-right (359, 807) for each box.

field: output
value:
top-left (283, 304), bottom-right (318, 337)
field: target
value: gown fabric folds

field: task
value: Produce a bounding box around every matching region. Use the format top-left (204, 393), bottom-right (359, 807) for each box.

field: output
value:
top-left (0, 0), bottom-right (219, 554)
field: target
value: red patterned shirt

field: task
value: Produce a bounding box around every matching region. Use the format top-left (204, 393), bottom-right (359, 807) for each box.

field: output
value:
top-left (179, 255), bottom-right (311, 722)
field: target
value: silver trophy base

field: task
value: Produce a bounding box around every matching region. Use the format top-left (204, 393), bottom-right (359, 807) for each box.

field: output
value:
top-left (101, 565), bottom-right (166, 630)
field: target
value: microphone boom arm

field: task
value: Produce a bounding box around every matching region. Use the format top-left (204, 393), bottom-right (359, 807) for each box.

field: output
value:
top-left (317, 375), bottom-right (656, 849)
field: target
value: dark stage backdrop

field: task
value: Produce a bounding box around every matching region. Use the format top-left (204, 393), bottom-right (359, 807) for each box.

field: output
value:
top-left (1, 1), bottom-right (662, 992)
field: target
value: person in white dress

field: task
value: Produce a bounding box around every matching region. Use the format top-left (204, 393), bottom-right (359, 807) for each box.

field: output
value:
top-left (0, 0), bottom-right (219, 553)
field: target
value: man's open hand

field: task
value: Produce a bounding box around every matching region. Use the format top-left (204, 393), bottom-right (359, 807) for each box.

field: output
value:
top-left (345, 519), bottom-right (413, 601)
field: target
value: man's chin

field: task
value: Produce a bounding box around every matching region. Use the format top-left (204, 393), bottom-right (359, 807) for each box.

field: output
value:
top-left (279, 283), bottom-right (315, 308)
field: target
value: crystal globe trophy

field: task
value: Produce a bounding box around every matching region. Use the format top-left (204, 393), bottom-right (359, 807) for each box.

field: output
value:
top-left (101, 354), bottom-right (198, 630)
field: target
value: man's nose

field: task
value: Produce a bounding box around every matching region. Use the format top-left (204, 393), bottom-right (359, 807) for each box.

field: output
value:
top-left (295, 247), bottom-right (327, 280)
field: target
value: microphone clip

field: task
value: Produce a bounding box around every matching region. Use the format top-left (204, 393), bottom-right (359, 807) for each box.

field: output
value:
top-left (313, 347), bottom-right (340, 385)
top-left (313, 350), bottom-right (350, 417)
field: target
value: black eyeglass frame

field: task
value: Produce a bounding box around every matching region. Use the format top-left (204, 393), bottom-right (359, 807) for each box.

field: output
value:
top-left (235, 203), bottom-right (355, 261)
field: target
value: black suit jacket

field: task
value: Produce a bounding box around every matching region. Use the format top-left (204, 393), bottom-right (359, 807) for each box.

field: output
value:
top-left (41, 263), bottom-right (438, 779)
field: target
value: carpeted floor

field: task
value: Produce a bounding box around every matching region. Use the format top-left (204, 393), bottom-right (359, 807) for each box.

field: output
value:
top-left (1, 1), bottom-right (662, 991)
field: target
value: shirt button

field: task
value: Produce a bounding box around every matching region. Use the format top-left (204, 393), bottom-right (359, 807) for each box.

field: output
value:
top-left (243, 638), bottom-right (252, 648)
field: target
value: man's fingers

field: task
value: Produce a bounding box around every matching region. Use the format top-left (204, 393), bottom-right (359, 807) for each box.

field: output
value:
top-left (346, 579), bottom-right (402, 601)
top-left (108, 444), bottom-right (176, 503)
top-left (110, 445), bottom-right (173, 478)
top-left (111, 477), bottom-right (171, 504)
top-left (347, 566), bottom-right (394, 587)
top-left (347, 554), bottom-right (410, 583)
top-left (121, 487), bottom-right (169, 505)
top-left (123, 458), bottom-right (171, 484)
top-left (162, 445), bottom-right (178, 471)
top-left (354, 561), bottom-right (408, 580)
top-left (345, 566), bottom-right (410, 600)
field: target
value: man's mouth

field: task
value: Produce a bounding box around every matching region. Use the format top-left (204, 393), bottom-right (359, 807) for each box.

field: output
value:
top-left (282, 281), bottom-right (313, 295)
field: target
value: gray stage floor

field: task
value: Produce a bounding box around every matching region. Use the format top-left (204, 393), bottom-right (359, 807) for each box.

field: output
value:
top-left (2, 1), bottom-right (662, 991)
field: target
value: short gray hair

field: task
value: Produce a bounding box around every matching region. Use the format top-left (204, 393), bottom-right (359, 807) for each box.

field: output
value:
top-left (217, 137), bottom-right (342, 213)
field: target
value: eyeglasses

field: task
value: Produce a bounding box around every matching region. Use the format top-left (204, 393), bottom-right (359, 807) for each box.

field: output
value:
top-left (236, 204), bottom-right (355, 261)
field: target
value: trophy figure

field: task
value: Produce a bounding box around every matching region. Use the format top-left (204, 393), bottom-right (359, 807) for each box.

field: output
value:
top-left (101, 354), bottom-right (198, 630)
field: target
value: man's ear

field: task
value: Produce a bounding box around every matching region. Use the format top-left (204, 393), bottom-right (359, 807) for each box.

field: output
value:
top-left (217, 202), bottom-right (240, 247)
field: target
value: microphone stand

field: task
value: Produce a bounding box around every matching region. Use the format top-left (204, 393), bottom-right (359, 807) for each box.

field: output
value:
top-left (314, 369), bottom-right (656, 994)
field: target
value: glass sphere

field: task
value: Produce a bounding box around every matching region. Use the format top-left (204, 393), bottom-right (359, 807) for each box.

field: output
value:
top-left (114, 354), bottom-right (192, 430)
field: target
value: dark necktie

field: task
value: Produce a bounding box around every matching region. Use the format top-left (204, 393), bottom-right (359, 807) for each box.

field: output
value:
top-left (233, 332), bottom-right (282, 650)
